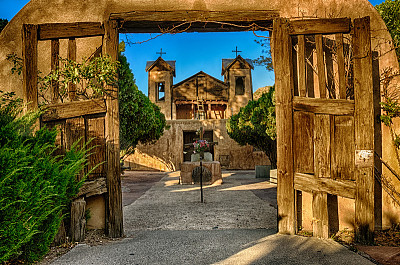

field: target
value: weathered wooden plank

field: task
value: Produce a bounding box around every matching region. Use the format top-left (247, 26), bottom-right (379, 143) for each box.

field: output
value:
top-left (68, 38), bottom-right (77, 101)
top-left (305, 35), bottom-right (315, 98)
top-left (103, 19), bottom-right (123, 238)
top-left (331, 116), bottom-right (355, 180)
top-left (293, 111), bottom-right (314, 173)
top-left (289, 18), bottom-right (351, 35)
top-left (298, 35), bottom-right (307, 97)
top-left (314, 114), bottom-right (331, 179)
top-left (312, 191), bottom-right (329, 238)
top-left (70, 198), bottom-right (86, 242)
top-left (22, 24), bottom-right (38, 111)
top-left (65, 117), bottom-right (85, 182)
top-left (51, 39), bottom-right (60, 103)
top-left (316, 34), bottom-right (327, 98)
top-left (77, 177), bottom-right (107, 198)
top-left (43, 120), bottom-right (66, 156)
top-left (336, 33), bottom-right (346, 99)
top-left (65, 117), bottom-right (85, 149)
top-left (274, 18), bottom-right (296, 235)
top-left (110, 10), bottom-right (279, 22)
top-left (294, 173), bottom-right (356, 199)
top-left (353, 16), bottom-right (374, 244)
top-left (86, 116), bottom-right (106, 180)
top-left (38, 22), bottom-right (104, 40)
top-left (293, 97), bottom-right (354, 115)
top-left (313, 113), bottom-right (330, 239)
top-left (42, 99), bottom-right (106, 121)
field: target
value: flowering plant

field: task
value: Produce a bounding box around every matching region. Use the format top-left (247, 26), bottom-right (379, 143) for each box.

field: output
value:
top-left (193, 139), bottom-right (210, 153)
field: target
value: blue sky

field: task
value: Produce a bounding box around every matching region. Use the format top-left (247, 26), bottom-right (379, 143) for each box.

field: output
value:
top-left (0, 0), bottom-right (385, 95)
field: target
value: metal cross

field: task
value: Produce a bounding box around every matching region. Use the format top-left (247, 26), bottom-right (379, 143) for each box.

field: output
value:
top-left (232, 46), bottom-right (242, 57)
top-left (156, 48), bottom-right (166, 58)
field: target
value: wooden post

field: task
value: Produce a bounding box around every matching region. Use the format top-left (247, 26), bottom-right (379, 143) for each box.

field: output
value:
top-left (68, 38), bottom-right (77, 101)
top-left (274, 18), bottom-right (296, 235)
top-left (297, 35), bottom-right (306, 97)
top-left (316, 34), bottom-right (326, 98)
top-left (51, 39), bottom-right (60, 103)
top-left (103, 19), bottom-right (123, 238)
top-left (335, 33), bottom-right (346, 100)
top-left (22, 24), bottom-right (38, 111)
top-left (70, 197), bottom-right (86, 242)
top-left (353, 16), bottom-right (374, 244)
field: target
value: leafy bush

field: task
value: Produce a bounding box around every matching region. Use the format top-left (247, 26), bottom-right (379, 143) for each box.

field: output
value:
top-left (0, 91), bottom-right (87, 263)
top-left (227, 86), bottom-right (277, 168)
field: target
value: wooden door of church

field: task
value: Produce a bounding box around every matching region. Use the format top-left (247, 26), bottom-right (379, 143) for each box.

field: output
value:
top-left (22, 20), bottom-right (123, 238)
top-left (273, 17), bottom-right (376, 243)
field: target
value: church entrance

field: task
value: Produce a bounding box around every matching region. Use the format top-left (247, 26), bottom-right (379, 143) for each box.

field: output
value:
top-left (183, 130), bottom-right (214, 162)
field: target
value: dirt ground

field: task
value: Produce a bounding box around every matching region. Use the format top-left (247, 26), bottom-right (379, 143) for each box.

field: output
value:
top-left (36, 170), bottom-right (400, 265)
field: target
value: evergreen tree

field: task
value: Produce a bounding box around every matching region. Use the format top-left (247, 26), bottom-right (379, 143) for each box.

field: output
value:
top-left (118, 43), bottom-right (168, 157)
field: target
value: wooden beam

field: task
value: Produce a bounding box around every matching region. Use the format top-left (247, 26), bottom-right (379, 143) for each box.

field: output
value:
top-left (293, 97), bottom-right (354, 115)
top-left (111, 10), bottom-right (279, 22)
top-left (22, 24), bottom-right (38, 111)
top-left (51, 39), bottom-right (60, 103)
top-left (77, 177), bottom-right (107, 198)
top-left (120, 21), bottom-right (273, 33)
top-left (68, 38), bottom-right (77, 101)
top-left (316, 34), bottom-right (327, 98)
top-left (297, 35), bottom-right (307, 97)
top-left (336, 33), bottom-right (346, 99)
top-left (41, 99), bottom-right (106, 121)
top-left (353, 16), bottom-right (374, 244)
top-left (38, 22), bottom-right (104, 40)
top-left (294, 173), bottom-right (356, 199)
top-left (289, 18), bottom-right (351, 35)
top-left (274, 18), bottom-right (296, 235)
top-left (103, 19), bottom-right (123, 238)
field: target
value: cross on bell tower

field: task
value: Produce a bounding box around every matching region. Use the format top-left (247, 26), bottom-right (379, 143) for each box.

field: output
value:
top-left (156, 48), bottom-right (166, 58)
top-left (232, 46), bottom-right (242, 57)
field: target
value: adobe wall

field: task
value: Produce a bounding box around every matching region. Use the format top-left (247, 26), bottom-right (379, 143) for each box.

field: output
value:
top-left (124, 119), bottom-right (270, 171)
top-left (0, 0), bottom-right (400, 230)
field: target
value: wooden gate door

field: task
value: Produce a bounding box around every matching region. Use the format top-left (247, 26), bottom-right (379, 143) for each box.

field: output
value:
top-left (22, 20), bottom-right (123, 238)
top-left (273, 17), bottom-right (375, 243)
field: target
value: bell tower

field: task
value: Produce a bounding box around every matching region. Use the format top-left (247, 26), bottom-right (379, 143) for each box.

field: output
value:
top-left (146, 54), bottom-right (175, 120)
top-left (221, 54), bottom-right (254, 116)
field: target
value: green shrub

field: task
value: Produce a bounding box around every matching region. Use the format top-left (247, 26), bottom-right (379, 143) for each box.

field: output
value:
top-left (0, 91), bottom-right (87, 263)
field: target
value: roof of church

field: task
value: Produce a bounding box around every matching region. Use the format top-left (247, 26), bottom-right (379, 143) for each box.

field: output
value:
top-left (221, 55), bottom-right (254, 75)
top-left (145, 57), bottom-right (176, 76)
top-left (172, 71), bottom-right (227, 88)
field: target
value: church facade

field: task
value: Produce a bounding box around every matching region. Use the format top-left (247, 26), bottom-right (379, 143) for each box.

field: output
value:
top-left (124, 55), bottom-right (269, 171)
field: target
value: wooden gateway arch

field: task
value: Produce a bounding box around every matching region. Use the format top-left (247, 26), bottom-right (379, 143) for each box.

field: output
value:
top-left (21, 14), bottom-right (377, 242)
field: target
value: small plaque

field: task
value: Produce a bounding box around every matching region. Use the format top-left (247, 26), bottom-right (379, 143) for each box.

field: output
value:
top-left (355, 150), bottom-right (374, 167)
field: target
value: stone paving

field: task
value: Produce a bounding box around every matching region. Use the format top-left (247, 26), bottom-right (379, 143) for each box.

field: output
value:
top-left (123, 171), bottom-right (277, 234)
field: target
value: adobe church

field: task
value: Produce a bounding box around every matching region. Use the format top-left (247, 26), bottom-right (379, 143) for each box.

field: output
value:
top-left (125, 54), bottom-right (269, 171)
